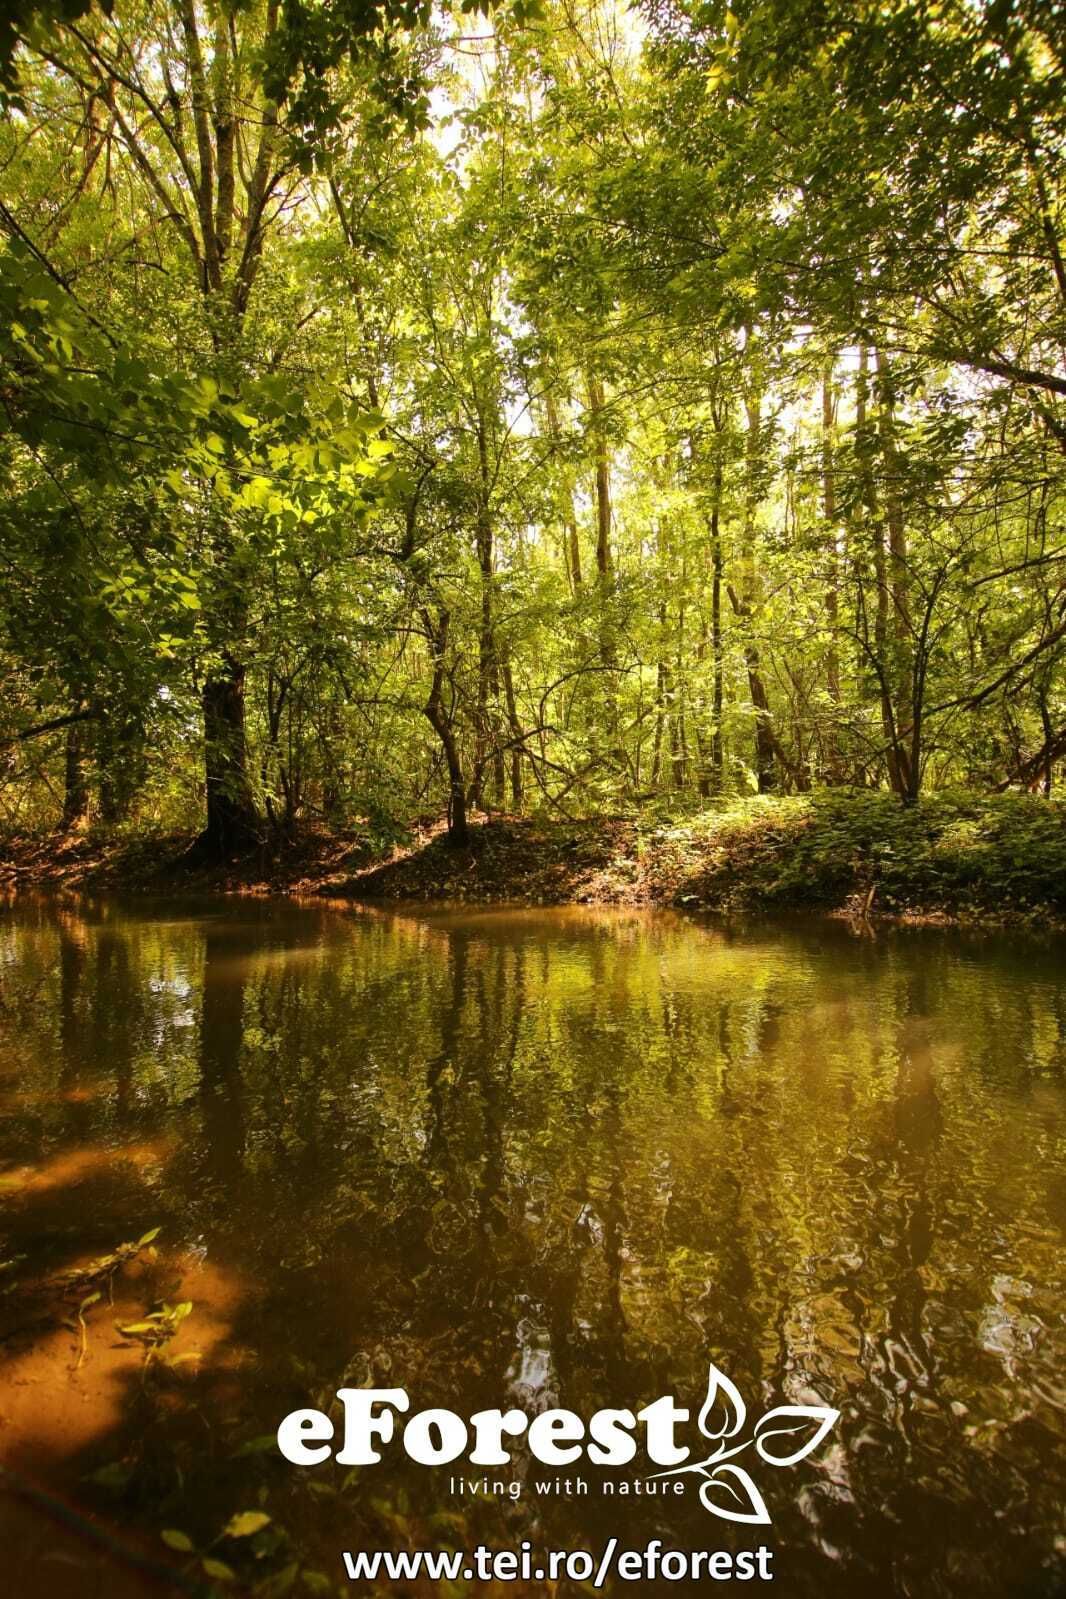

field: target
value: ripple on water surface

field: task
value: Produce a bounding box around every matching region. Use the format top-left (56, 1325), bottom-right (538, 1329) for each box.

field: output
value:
top-left (0, 898), bottom-right (1063, 1597)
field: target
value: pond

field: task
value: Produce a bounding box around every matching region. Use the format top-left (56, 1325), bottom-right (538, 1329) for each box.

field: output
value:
top-left (0, 898), bottom-right (1063, 1597)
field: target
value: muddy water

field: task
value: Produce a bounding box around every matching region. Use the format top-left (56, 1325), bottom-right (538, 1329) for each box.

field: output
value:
top-left (0, 898), bottom-right (1063, 1598)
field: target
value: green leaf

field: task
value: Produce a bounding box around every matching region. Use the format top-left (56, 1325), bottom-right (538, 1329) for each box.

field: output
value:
top-left (202, 1557), bottom-right (236, 1581)
top-left (223, 1510), bottom-right (271, 1538)
top-left (301, 1574), bottom-right (333, 1595)
top-left (232, 1435), bottom-right (279, 1457)
top-left (161, 1529), bottom-right (194, 1552)
top-left (263, 1563), bottom-right (299, 1596)
top-left (86, 1461), bottom-right (133, 1491)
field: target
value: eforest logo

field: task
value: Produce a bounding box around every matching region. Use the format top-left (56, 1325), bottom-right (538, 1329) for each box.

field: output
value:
top-left (277, 1362), bottom-right (838, 1526)
top-left (646, 1364), bottom-right (838, 1524)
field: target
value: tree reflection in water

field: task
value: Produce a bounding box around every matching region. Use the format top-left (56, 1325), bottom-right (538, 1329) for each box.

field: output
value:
top-left (0, 899), bottom-right (1063, 1597)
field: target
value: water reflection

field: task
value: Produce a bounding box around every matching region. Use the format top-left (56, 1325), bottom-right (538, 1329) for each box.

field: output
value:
top-left (0, 899), bottom-right (1064, 1596)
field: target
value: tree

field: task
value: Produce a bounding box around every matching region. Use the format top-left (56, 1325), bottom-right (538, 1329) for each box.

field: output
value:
top-left (1, 0), bottom-right (1062, 840)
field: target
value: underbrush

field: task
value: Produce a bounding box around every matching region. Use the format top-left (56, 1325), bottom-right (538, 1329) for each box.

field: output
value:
top-left (3, 790), bottom-right (1064, 922)
top-left (649, 790), bottom-right (1066, 917)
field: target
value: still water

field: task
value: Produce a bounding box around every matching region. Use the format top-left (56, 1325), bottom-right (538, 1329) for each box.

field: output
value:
top-left (0, 898), bottom-right (1063, 1597)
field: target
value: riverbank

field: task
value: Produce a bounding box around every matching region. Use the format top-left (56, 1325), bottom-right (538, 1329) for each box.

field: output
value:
top-left (2, 791), bottom-right (1064, 925)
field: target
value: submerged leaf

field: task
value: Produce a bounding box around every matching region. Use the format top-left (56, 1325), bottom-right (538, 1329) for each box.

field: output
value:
top-left (223, 1510), bottom-right (271, 1538)
top-left (232, 1435), bottom-right (279, 1457)
top-left (202, 1556), bottom-right (236, 1580)
top-left (87, 1461), bottom-right (133, 1491)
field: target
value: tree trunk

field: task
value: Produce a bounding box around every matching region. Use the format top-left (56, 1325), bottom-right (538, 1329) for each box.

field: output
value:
top-left (422, 606), bottom-right (469, 847)
top-left (821, 362), bottom-right (842, 708)
top-left (97, 709), bottom-right (144, 825)
top-left (652, 598), bottom-right (668, 789)
top-left (855, 347), bottom-right (900, 795)
top-left (709, 456), bottom-right (725, 794)
top-left (545, 393), bottom-right (583, 591)
top-left (502, 658), bottom-right (523, 808)
top-left (673, 596), bottom-right (688, 789)
top-left (741, 384), bottom-right (776, 792)
top-left (587, 373), bottom-right (624, 775)
top-left (587, 373), bottom-right (615, 672)
top-left (472, 415), bottom-right (504, 810)
top-left (200, 660), bottom-right (258, 856)
top-left (692, 414), bottom-right (727, 796)
top-left (429, 701), bottom-right (468, 847)
top-left (875, 348), bottom-right (917, 798)
top-left (1037, 681), bottom-right (1054, 795)
top-left (61, 715), bottom-right (89, 831)
top-left (742, 633), bottom-right (776, 792)
top-left (651, 651), bottom-right (666, 789)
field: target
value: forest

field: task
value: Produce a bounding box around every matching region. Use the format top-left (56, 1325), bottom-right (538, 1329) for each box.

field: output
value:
top-left (1, 9), bottom-right (1065, 1593)
top-left (0, 0), bottom-right (1063, 899)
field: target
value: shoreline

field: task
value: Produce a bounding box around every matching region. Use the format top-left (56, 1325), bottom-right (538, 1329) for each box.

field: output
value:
top-left (3, 792), bottom-right (1064, 931)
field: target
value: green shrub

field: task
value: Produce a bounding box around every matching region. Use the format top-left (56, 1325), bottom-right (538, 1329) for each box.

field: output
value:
top-left (670, 790), bottom-right (1066, 915)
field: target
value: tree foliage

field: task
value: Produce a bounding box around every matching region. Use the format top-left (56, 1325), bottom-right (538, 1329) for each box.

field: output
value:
top-left (0, 0), bottom-right (1062, 851)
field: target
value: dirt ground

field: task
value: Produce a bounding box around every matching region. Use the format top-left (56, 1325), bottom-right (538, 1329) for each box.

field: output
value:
top-left (0, 818), bottom-right (649, 906)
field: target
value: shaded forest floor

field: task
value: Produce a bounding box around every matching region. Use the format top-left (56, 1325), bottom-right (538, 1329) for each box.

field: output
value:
top-left (3, 791), bottom-right (1065, 926)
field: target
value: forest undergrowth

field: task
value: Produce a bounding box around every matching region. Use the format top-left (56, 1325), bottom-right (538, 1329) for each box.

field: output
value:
top-left (4, 791), bottom-right (1064, 925)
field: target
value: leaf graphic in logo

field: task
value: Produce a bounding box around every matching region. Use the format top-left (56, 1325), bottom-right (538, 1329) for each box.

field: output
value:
top-left (753, 1405), bottom-right (839, 1468)
top-left (696, 1361), bottom-right (747, 1449)
top-left (697, 1463), bottom-right (771, 1525)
